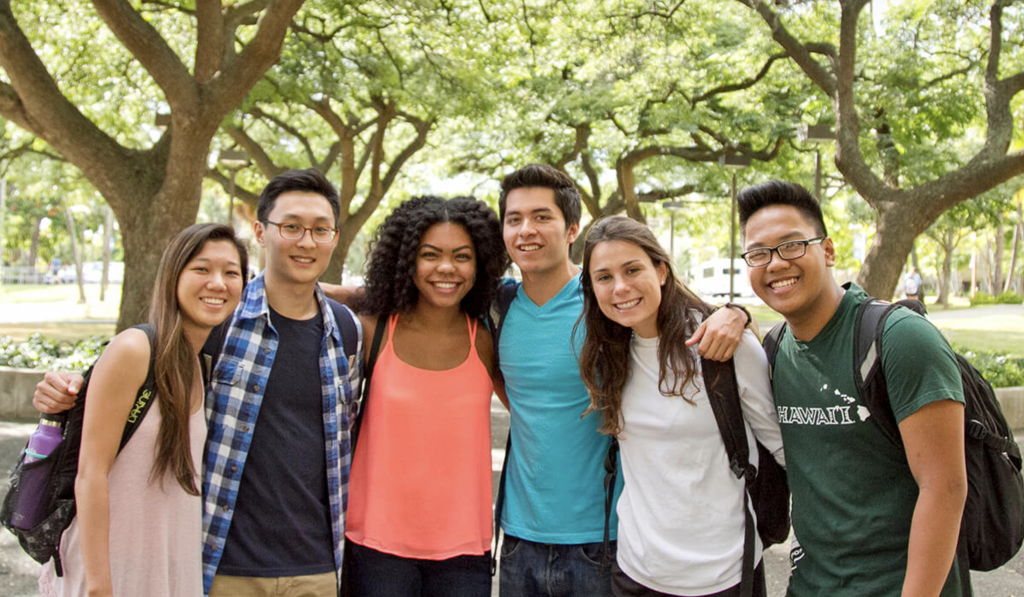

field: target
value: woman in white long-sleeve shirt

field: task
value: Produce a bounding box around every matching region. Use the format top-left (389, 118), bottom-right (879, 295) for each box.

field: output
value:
top-left (576, 216), bottom-right (784, 597)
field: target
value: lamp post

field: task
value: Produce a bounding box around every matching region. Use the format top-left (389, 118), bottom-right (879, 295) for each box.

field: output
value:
top-left (798, 124), bottom-right (835, 201)
top-left (718, 154), bottom-right (752, 302)
top-left (219, 149), bottom-right (250, 228)
top-left (663, 201), bottom-right (686, 267)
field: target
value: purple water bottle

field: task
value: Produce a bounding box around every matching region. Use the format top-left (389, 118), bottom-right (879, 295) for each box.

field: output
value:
top-left (11, 414), bottom-right (64, 530)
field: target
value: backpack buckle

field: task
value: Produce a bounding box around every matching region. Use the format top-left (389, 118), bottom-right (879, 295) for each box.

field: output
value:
top-left (730, 456), bottom-right (746, 480)
top-left (967, 419), bottom-right (987, 441)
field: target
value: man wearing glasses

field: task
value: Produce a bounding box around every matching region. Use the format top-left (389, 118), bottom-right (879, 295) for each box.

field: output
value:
top-left (737, 180), bottom-right (967, 597)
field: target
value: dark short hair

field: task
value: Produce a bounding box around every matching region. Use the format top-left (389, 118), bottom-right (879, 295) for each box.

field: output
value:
top-left (358, 195), bottom-right (510, 319)
top-left (737, 180), bottom-right (827, 238)
top-left (498, 164), bottom-right (582, 228)
top-left (256, 168), bottom-right (341, 226)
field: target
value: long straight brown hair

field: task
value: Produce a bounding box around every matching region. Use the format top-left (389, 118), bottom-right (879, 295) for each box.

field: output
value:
top-left (576, 216), bottom-right (712, 436)
top-left (147, 224), bottom-right (248, 494)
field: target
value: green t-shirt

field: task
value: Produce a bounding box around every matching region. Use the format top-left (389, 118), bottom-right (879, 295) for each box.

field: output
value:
top-left (773, 284), bottom-right (965, 597)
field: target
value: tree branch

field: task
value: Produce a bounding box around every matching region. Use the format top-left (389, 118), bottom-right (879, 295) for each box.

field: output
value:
top-left (223, 125), bottom-right (285, 179)
top-left (690, 53), bottom-right (788, 106)
top-left (637, 184), bottom-right (697, 203)
top-left (206, 167), bottom-right (260, 210)
top-left (207, 0), bottom-right (305, 117)
top-left (735, 0), bottom-right (837, 96)
top-left (91, 0), bottom-right (196, 106)
top-left (194, 0), bottom-right (226, 83)
top-left (0, 1), bottom-right (134, 189)
top-left (250, 106), bottom-right (318, 165)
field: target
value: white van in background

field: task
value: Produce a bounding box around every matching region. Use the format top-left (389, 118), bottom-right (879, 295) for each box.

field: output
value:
top-left (693, 258), bottom-right (754, 298)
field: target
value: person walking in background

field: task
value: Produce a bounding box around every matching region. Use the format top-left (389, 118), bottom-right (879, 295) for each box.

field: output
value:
top-left (576, 216), bottom-right (783, 597)
top-left (39, 223), bottom-right (247, 597)
top-left (344, 195), bottom-right (508, 596)
top-left (738, 180), bottom-right (967, 596)
top-left (903, 266), bottom-right (922, 301)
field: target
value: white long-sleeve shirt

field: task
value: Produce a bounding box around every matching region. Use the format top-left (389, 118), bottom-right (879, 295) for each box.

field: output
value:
top-left (616, 328), bottom-right (784, 595)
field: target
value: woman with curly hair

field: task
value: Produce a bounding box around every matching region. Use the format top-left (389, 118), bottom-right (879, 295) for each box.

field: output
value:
top-left (576, 217), bottom-right (783, 597)
top-left (344, 195), bottom-right (509, 597)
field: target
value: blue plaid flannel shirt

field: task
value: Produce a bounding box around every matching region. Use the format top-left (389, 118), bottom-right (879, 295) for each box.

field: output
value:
top-left (200, 275), bottom-right (361, 593)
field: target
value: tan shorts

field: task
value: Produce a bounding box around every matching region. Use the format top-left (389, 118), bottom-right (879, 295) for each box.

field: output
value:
top-left (209, 571), bottom-right (337, 597)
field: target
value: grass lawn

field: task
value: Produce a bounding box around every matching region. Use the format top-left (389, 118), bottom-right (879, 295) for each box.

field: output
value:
top-left (0, 322), bottom-right (116, 342)
top-left (749, 302), bottom-right (1023, 358)
top-left (0, 283), bottom-right (122, 304)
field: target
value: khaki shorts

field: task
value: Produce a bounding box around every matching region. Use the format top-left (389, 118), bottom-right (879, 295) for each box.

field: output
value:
top-left (209, 571), bottom-right (337, 597)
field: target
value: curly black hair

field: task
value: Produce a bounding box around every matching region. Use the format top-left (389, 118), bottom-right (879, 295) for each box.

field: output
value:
top-left (358, 195), bottom-right (510, 319)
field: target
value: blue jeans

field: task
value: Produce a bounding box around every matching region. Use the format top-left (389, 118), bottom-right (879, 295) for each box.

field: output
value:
top-left (499, 535), bottom-right (614, 597)
top-left (347, 541), bottom-right (491, 597)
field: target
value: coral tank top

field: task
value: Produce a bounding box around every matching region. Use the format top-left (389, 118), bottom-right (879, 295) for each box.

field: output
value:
top-left (345, 313), bottom-right (494, 559)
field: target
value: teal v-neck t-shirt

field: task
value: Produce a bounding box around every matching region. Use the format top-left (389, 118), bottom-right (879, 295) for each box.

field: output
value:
top-left (499, 274), bottom-right (623, 543)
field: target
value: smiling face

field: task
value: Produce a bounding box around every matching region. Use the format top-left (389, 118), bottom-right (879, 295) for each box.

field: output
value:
top-left (176, 239), bottom-right (244, 333)
top-left (502, 186), bottom-right (579, 278)
top-left (414, 222), bottom-right (477, 311)
top-left (588, 239), bottom-right (668, 339)
top-left (743, 204), bottom-right (835, 326)
top-left (255, 190), bottom-right (338, 288)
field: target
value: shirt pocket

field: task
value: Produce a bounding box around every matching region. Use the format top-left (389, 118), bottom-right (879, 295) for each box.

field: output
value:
top-left (212, 356), bottom-right (245, 388)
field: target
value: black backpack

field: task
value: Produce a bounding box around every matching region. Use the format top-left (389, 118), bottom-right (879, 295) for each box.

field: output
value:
top-left (762, 295), bottom-right (1024, 576)
top-left (0, 324), bottom-right (158, 577)
top-left (602, 356), bottom-right (790, 597)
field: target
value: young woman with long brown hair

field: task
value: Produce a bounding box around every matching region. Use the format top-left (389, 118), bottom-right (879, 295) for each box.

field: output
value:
top-left (576, 216), bottom-right (783, 597)
top-left (40, 223), bottom-right (248, 597)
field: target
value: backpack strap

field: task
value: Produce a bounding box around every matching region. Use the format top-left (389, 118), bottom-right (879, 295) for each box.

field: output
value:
top-left (853, 298), bottom-right (903, 447)
top-left (761, 321), bottom-right (787, 383)
top-left (602, 437), bottom-right (620, 567)
top-left (327, 299), bottom-right (359, 366)
top-left (350, 313), bottom-right (386, 452)
top-left (200, 319), bottom-right (230, 387)
top-left (702, 356), bottom-right (756, 597)
top-left (490, 279), bottom-right (520, 576)
top-left (116, 323), bottom-right (159, 453)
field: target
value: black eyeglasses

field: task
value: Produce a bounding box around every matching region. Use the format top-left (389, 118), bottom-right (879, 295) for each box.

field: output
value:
top-left (740, 237), bottom-right (826, 267)
top-left (263, 220), bottom-right (338, 244)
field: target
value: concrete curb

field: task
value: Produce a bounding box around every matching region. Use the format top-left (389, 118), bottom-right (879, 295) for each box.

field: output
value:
top-left (3, 366), bottom-right (1024, 432)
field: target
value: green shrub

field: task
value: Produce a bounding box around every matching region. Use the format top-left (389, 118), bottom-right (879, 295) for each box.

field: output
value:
top-left (955, 346), bottom-right (1024, 388)
top-left (0, 333), bottom-right (108, 371)
top-left (968, 291), bottom-right (1022, 306)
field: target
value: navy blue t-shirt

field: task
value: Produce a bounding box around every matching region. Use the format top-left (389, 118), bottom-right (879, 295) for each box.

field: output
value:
top-left (217, 307), bottom-right (335, 576)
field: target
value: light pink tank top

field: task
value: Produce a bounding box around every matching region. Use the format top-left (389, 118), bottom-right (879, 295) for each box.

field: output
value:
top-left (39, 399), bottom-right (205, 597)
top-left (345, 313), bottom-right (494, 559)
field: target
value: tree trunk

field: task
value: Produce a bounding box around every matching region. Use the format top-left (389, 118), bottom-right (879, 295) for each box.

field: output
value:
top-left (939, 229), bottom-right (954, 308)
top-left (63, 203), bottom-right (86, 303)
top-left (1006, 202), bottom-right (1022, 293)
top-left (0, 178), bottom-right (6, 268)
top-left (856, 203), bottom-right (922, 300)
top-left (28, 216), bottom-right (40, 269)
top-left (100, 205), bottom-right (113, 301)
top-left (994, 213), bottom-right (1005, 293)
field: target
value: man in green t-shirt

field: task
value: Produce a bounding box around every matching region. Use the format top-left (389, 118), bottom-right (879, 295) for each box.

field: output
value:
top-left (737, 180), bottom-right (968, 596)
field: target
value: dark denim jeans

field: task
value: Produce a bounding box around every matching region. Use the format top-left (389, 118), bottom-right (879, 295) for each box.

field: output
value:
top-left (498, 535), bottom-right (615, 597)
top-left (347, 541), bottom-right (491, 597)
